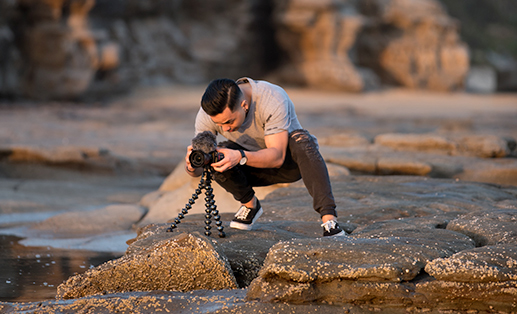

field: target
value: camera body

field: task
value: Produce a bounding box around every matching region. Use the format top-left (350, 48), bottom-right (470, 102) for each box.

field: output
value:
top-left (189, 150), bottom-right (224, 168)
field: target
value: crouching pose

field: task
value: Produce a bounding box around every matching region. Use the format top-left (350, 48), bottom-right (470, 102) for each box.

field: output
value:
top-left (184, 78), bottom-right (345, 237)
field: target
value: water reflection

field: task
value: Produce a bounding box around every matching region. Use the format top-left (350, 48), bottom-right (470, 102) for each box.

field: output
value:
top-left (0, 235), bottom-right (121, 302)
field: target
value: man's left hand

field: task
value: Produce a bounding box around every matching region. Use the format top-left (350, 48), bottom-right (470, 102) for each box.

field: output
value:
top-left (211, 148), bottom-right (240, 172)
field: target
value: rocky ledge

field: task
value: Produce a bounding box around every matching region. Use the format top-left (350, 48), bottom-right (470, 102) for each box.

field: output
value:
top-left (2, 175), bottom-right (516, 313)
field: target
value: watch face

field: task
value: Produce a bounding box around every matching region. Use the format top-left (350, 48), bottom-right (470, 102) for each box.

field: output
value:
top-left (239, 150), bottom-right (247, 165)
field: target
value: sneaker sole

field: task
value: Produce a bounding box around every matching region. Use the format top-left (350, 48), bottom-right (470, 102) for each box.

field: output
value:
top-left (229, 207), bottom-right (263, 231)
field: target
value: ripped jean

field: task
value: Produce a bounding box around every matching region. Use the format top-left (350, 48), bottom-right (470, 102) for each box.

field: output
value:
top-left (213, 129), bottom-right (337, 218)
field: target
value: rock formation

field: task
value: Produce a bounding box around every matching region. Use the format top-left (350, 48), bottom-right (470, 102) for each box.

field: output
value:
top-left (0, 0), bottom-right (473, 99)
top-left (0, 82), bottom-right (515, 312)
top-left (320, 132), bottom-right (517, 186)
top-left (356, 0), bottom-right (469, 91)
top-left (14, 0), bottom-right (101, 99)
top-left (34, 175), bottom-right (517, 312)
top-left (56, 232), bottom-right (238, 299)
top-left (272, 0), bottom-right (367, 92)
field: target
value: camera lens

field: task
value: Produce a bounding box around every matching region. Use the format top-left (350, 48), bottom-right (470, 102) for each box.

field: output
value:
top-left (190, 150), bottom-right (206, 168)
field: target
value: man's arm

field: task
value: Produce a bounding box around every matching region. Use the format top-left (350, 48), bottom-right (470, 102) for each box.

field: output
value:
top-left (211, 130), bottom-right (288, 172)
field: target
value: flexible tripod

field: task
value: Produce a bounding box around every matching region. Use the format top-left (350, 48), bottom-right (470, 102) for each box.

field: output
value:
top-left (166, 166), bottom-right (226, 238)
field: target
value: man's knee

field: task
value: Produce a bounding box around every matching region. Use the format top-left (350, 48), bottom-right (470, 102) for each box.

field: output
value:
top-left (289, 129), bottom-right (320, 156)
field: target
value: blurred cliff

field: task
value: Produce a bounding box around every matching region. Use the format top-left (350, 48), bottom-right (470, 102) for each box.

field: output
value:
top-left (0, 0), bottom-right (515, 100)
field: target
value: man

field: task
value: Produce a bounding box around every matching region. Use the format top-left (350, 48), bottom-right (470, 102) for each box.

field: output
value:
top-left (184, 77), bottom-right (345, 237)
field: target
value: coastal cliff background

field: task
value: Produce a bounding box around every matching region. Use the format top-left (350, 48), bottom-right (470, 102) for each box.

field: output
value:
top-left (0, 0), bottom-right (516, 100)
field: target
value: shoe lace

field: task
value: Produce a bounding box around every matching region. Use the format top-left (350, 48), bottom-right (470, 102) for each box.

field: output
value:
top-left (235, 205), bottom-right (251, 220)
top-left (321, 220), bottom-right (338, 232)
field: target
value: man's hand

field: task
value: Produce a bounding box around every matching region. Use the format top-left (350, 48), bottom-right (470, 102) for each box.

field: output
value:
top-left (211, 148), bottom-right (241, 172)
top-left (184, 145), bottom-right (202, 177)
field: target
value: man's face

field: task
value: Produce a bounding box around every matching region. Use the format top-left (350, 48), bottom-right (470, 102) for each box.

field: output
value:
top-left (210, 100), bottom-right (247, 133)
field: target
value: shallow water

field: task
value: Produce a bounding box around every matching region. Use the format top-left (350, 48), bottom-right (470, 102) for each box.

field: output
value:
top-left (0, 235), bottom-right (120, 303)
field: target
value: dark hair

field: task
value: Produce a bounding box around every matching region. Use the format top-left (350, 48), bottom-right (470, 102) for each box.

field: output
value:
top-left (201, 78), bottom-right (242, 116)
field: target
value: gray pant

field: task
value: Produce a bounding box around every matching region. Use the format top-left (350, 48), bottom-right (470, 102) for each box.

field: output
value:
top-left (213, 129), bottom-right (337, 218)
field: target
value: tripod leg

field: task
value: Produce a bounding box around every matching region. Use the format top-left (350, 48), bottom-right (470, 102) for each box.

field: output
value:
top-left (205, 168), bottom-right (226, 238)
top-left (166, 166), bottom-right (225, 237)
top-left (166, 172), bottom-right (204, 232)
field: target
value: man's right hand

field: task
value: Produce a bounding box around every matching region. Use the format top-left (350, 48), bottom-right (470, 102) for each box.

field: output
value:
top-left (185, 145), bottom-right (201, 177)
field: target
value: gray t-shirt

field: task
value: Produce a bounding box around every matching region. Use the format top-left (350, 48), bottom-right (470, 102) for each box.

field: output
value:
top-left (195, 77), bottom-right (303, 151)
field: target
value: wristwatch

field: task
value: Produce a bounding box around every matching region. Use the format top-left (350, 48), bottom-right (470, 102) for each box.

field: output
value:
top-left (238, 149), bottom-right (248, 165)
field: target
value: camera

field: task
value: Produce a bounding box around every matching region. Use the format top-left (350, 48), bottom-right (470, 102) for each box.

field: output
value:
top-left (189, 131), bottom-right (224, 168)
top-left (189, 150), bottom-right (224, 168)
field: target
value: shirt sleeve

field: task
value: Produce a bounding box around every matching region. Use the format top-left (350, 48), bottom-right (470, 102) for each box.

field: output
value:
top-left (262, 94), bottom-right (291, 136)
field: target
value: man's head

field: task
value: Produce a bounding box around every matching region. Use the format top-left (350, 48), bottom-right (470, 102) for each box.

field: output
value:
top-left (201, 78), bottom-right (249, 133)
top-left (201, 78), bottom-right (242, 116)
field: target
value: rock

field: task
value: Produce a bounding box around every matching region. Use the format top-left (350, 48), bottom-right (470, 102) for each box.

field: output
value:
top-left (321, 145), bottom-right (379, 173)
top-left (376, 156), bottom-right (432, 175)
top-left (104, 0), bottom-right (276, 84)
top-left (97, 41), bottom-right (120, 71)
top-left (457, 158), bottom-right (517, 186)
top-left (465, 66), bottom-right (497, 93)
top-left (1, 146), bottom-right (106, 164)
top-left (261, 175), bottom-right (517, 228)
top-left (128, 220), bottom-right (318, 288)
top-left (247, 237), bottom-right (417, 304)
top-left (425, 244), bottom-right (517, 282)
top-left (0, 20), bottom-right (19, 96)
top-left (0, 145), bottom-right (141, 174)
top-left (415, 281), bottom-right (517, 313)
top-left (320, 144), bottom-right (517, 185)
top-left (0, 0), bottom-right (484, 97)
top-left (453, 134), bottom-right (511, 158)
top-left (272, 0), bottom-right (366, 91)
top-left (374, 133), bottom-right (512, 158)
top-left (4, 175), bottom-right (517, 311)
top-left (357, 0), bottom-right (469, 91)
top-left (374, 133), bottom-right (457, 153)
top-left (319, 133), bottom-right (371, 147)
top-left (14, 0), bottom-right (100, 99)
top-left (487, 51), bottom-right (517, 92)
top-left (248, 275), bottom-right (415, 306)
top-left (246, 213), bottom-right (476, 304)
top-left (446, 209), bottom-right (517, 246)
top-left (351, 221), bottom-right (476, 259)
top-left (246, 229), bottom-right (472, 304)
top-left (56, 232), bottom-right (238, 299)
top-left (31, 204), bottom-right (147, 238)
